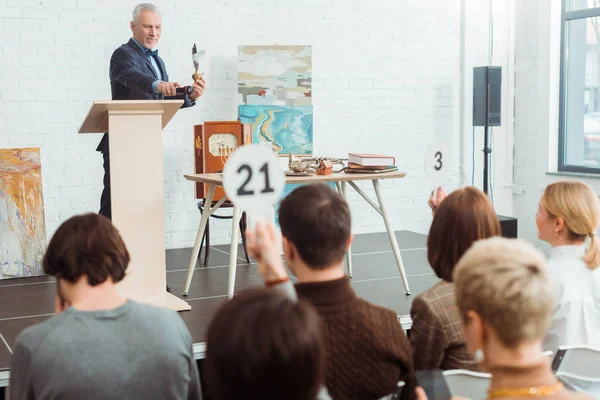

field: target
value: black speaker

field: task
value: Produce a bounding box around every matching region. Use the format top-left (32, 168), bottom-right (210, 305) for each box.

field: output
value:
top-left (473, 66), bottom-right (502, 127)
top-left (497, 214), bottom-right (517, 238)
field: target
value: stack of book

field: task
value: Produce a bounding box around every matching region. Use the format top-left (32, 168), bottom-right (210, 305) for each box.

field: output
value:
top-left (345, 153), bottom-right (398, 173)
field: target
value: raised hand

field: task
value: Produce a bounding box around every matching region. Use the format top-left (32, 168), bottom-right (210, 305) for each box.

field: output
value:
top-left (246, 221), bottom-right (288, 283)
top-left (428, 186), bottom-right (447, 216)
top-left (189, 77), bottom-right (206, 101)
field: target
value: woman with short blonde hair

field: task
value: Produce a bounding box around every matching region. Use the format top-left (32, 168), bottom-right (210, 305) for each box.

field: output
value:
top-left (536, 180), bottom-right (600, 351)
top-left (452, 237), bottom-right (590, 400)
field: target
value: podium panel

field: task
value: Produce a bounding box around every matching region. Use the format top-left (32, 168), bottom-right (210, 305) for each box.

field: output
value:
top-left (79, 100), bottom-right (190, 311)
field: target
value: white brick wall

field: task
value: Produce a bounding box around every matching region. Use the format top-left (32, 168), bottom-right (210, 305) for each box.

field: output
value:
top-left (512, 0), bottom-right (578, 254)
top-left (0, 0), bottom-right (509, 249)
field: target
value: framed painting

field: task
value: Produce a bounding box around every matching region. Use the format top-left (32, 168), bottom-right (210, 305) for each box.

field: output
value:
top-left (0, 148), bottom-right (46, 279)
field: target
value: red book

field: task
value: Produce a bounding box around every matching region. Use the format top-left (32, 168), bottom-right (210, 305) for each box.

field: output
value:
top-left (348, 153), bottom-right (395, 167)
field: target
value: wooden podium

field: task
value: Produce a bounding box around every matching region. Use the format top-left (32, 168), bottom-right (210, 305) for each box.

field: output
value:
top-left (78, 100), bottom-right (191, 311)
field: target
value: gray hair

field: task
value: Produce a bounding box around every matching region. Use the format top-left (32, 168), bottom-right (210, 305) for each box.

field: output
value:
top-left (132, 3), bottom-right (160, 23)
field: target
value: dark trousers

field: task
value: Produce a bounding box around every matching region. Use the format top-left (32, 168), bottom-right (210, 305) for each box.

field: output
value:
top-left (99, 151), bottom-right (112, 220)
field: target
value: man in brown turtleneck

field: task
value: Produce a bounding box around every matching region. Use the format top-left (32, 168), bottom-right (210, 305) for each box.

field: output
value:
top-left (247, 183), bottom-right (415, 400)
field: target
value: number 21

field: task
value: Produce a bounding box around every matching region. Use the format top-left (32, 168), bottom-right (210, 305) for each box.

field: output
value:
top-left (237, 163), bottom-right (275, 196)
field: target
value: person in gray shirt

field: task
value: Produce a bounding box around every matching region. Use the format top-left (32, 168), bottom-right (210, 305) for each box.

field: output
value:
top-left (9, 213), bottom-right (202, 400)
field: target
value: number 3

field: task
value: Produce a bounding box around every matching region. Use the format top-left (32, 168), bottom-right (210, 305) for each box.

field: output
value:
top-left (434, 151), bottom-right (443, 171)
top-left (236, 163), bottom-right (275, 196)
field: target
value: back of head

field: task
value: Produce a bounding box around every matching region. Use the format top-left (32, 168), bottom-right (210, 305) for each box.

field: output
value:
top-left (453, 237), bottom-right (553, 348)
top-left (204, 289), bottom-right (325, 400)
top-left (278, 183), bottom-right (351, 269)
top-left (427, 186), bottom-right (501, 281)
top-left (542, 180), bottom-right (600, 269)
top-left (43, 213), bottom-right (129, 285)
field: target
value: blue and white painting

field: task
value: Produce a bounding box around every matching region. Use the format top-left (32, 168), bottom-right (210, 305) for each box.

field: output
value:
top-left (239, 104), bottom-right (313, 155)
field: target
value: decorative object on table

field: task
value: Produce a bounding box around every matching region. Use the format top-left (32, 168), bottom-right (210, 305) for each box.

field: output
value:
top-left (0, 148), bottom-right (46, 279)
top-left (193, 121), bottom-right (252, 200)
top-left (237, 45), bottom-right (313, 155)
top-left (317, 159), bottom-right (334, 175)
top-left (286, 152), bottom-right (346, 175)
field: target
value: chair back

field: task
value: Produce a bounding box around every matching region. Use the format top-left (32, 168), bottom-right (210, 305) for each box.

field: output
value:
top-left (443, 369), bottom-right (491, 400)
top-left (556, 371), bottom-right (600, 397)
top-left (552, 345), bottom-right (600, 378)
top-left (377, 381), bottom-right (405, 400)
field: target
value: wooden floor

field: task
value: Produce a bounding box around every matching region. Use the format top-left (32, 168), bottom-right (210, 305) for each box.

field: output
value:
top-left (0, 230), bottom-right (438, 373)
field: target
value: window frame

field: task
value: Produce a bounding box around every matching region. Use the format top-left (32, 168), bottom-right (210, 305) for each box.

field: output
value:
top-left (558, 2), bottom-right (600, 173)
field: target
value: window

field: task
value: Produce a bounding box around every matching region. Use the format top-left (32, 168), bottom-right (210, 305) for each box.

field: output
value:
top-left (559, 0), bottom-right (600, 172)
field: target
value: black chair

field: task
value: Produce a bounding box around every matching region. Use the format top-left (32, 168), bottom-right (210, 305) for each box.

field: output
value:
top-left (197, 199), bottom-right (251, 266)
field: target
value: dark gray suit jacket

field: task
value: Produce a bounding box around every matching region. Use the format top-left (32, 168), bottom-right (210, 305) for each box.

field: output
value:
top-left (97, 38), bottom-right (194, 153)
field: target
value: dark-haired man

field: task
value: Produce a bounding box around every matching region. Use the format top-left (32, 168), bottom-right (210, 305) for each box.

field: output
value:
top-left (9, 214), bottom-right (202, 400)
top-left (247, 183), bottom-right (415, 400)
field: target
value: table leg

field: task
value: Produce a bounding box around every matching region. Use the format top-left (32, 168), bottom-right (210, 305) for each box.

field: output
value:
top-left (372, 179), bottom-right (411, 295)
top-left (183, 185), bottom-right (216, 296)
top-left (340, 181), bottom-right (353, 278)
top-left (228, 205), bottom-right (243, 299)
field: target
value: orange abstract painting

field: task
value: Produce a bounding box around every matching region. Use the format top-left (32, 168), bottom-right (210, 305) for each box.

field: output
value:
top-left (0, 148), bottom-right (46, 279)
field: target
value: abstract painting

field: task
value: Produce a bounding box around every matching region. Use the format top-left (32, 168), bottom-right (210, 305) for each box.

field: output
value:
top-left (0, 148), bottom-right (46, 279)
top-left (238, 45), bottom-right (312, 107)
top-left (238, 45), bottom-right (315, 216)
top-left (238, 104), bottom-right (313, 155)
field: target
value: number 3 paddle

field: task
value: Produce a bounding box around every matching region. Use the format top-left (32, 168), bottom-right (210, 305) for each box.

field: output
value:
top-left (424, 140), bottom-right (452, 200)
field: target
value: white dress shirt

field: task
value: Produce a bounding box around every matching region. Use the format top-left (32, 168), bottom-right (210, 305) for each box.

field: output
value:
top-left (543, 245), bottom-right (600, 352)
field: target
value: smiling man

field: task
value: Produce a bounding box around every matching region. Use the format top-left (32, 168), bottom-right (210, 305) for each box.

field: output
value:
top-left (97, 3), bottom-right (206, 220)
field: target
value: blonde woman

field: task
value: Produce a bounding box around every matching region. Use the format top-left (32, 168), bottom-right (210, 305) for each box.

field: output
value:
top-left (451, 237), bottom-right (589, 400)
top-left (536, 181), bottom-right (600, 351)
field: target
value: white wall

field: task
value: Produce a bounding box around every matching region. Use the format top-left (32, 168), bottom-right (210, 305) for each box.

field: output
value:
top-left (0, 0), bottom-right (514, 248)
top-left (512, 0), bottom-right (600, 253)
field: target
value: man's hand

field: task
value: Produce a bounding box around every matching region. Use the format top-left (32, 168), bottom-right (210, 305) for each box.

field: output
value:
top-left (245, 221), bottom-right (288, 283)
top-left (189, 78), bottom-right (206, 101)
top-left (428, 186), bottom-right (447, 216)
top-left (157, 81), bottom-right (181, 96)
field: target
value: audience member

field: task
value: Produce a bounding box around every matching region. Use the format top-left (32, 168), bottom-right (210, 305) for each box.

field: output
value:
top-left (9, 214), bottom-right (201, 400)
top-left (203, 288), bottom-right (326, 400)
top-left (410, 186), bottom-right (501, 371)
top-left (536, 181), bottom-right (600, 351)
top-left (246, 183), bottom-right (415, 400)
top-left (451, 237), bottom-right (590, 399)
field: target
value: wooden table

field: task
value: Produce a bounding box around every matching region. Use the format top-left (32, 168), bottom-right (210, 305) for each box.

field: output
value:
top-left (183, 171), bottom-right (411, 299)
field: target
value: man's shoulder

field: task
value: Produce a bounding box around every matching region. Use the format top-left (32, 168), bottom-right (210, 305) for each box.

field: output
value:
top-left (111, 40), bottom-right (136, 58)
top-left (132, 301), bottom-right (189, 333)
top-left (355, 297), bottom-right (404, 331)
top-left (15, 313), bottom-right (69, 351)
top-left (132, 301), bottom-right (182, 322)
